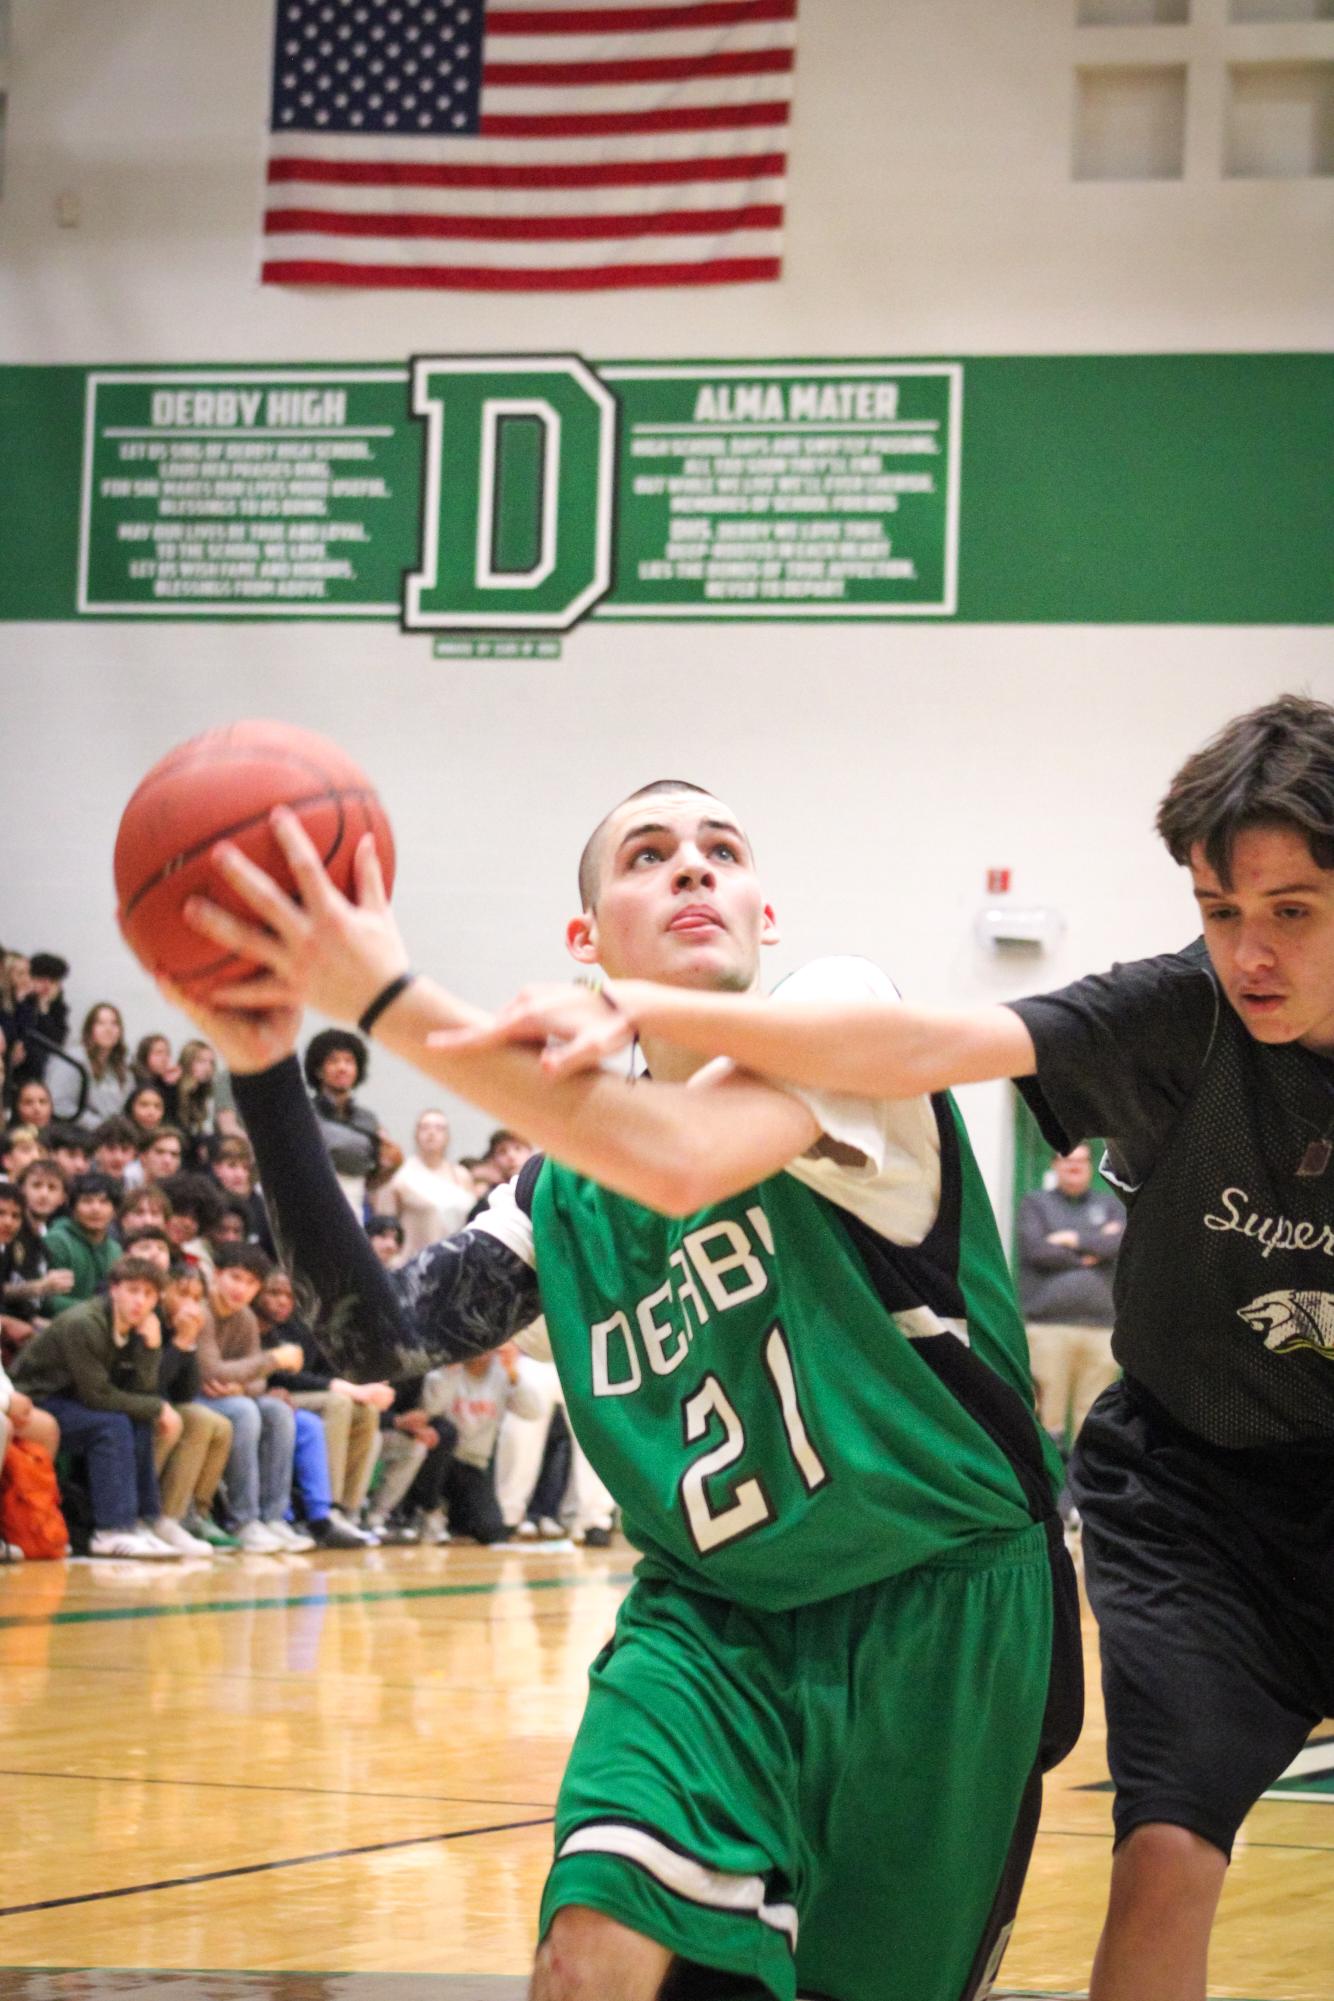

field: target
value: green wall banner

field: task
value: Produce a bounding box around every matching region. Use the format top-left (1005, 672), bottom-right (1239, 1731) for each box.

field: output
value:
top-left (2, 354), bottom-right (1329, 628)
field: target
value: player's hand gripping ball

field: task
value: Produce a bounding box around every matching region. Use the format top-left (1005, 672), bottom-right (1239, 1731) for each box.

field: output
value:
top-left (114, 719), bottom-right (395, 1001)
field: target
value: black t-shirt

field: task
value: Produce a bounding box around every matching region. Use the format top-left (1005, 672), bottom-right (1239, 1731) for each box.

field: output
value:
top-left (1010, 942), bottom-right (1219, 1191)
top-left (1009, 941), bottom-right (1334, 1448)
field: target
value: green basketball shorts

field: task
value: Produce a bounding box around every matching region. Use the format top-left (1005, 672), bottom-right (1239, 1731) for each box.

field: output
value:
top-left (540, 1521), bottom-right (1056, 2001)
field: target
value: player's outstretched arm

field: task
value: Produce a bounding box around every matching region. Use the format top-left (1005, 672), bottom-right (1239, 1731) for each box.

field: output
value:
top-left (185, 813), bottom-right (821, 1217)
top-left (155, 989), bottom-right (543, 1378)
top-left (441, 978), bottom-right (1039, 1101)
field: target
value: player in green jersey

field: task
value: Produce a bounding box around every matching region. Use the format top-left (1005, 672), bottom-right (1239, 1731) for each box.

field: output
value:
top-left (165, 779), bottom-right (1081, 2001)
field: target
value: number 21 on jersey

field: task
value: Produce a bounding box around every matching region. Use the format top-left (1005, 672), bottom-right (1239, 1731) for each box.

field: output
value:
top-left (679, 1324), bottom-right (829, 1555)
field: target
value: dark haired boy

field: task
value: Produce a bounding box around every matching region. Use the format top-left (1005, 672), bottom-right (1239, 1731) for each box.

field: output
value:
top-left (365, 1213), bottom-right (404, 1269)
top-left (19, 1156), bottom-right (68, 1233)
top-left (158, 1172), bottom-right (226, 1278)
top-left (524, 695), bottom-right (1333, 2001)
top-left (198, 1245), bottom-right (360, 1551)
top-left (89, 1117), bottom-right (136, 1184)
top-left (43, 1172), bottom-right (122, 1312)
top-left (135, 1125), bottom-right (186, 1189)
top-left (12, 1255), bottom-right (185, 1558)
top-left (47, 1123), bottom-right (90, 1182)
top-left (0, 1176), bottom-right (72, 1334)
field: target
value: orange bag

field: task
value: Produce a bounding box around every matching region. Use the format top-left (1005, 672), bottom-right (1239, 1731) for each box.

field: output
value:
top-left (0, 1439), bottom-right (70, 1559)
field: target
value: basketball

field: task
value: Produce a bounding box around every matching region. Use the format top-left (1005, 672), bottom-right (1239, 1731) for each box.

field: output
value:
top-left (114, 719), bottom-right (395, 1000)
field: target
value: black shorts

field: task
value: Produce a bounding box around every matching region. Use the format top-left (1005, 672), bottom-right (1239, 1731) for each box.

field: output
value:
top-left (1070, 1378), bottom-right (1334, 1859)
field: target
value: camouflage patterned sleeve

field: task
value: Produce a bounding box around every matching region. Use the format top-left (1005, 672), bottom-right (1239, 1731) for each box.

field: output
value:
top-left (233, 1057), bottom-right (540, 1381)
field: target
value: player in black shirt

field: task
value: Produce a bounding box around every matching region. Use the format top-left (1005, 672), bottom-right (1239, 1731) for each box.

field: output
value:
top-left (491, 695), bottom-right (1332, 2001)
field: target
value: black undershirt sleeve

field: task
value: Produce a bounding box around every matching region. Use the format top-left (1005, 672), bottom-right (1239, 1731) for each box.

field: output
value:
top-left (232, 1057), bottom-right (541, 1382)
top-left (1006, 943), bottom-right (1219, 1188)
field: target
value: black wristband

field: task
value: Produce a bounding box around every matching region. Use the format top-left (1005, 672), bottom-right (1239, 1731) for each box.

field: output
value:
top-left (358, 970), bottom-right (417, 1037)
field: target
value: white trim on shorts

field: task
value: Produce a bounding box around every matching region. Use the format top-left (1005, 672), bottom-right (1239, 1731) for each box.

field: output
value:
top-left (557, 1821), bottom-right (799, 1951)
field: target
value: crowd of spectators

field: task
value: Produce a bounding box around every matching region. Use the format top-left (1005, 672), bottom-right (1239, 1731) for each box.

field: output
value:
top-left (0, 945), bottom-right (616, 1563)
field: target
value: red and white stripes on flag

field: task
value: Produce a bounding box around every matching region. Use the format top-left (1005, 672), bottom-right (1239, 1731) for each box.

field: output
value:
top-left (263, 0), bottom-right (797, 291)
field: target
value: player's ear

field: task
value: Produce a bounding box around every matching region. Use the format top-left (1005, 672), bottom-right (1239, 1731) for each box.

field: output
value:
top-left (760, 902), bottom-right (780, 948)
top-left (566, 912), bottom-right (599, 965)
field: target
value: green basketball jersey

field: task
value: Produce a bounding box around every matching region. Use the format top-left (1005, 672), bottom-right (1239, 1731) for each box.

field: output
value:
top-left (531, 1094), bottom-right (1051, 1612)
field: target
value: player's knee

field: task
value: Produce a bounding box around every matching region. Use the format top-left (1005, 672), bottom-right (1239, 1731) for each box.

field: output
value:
top-left (530, 1905), bottom-right (673, 2001)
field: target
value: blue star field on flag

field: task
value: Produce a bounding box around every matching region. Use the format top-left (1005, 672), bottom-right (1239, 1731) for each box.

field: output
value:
top-left (271, 0), bottom-right (484, 137)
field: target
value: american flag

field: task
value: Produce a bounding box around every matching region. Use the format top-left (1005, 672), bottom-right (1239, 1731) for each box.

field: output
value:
top-left (263, 0), bottom-right (797, 291)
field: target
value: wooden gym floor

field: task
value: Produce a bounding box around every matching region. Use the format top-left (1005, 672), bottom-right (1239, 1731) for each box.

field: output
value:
top-left (1, 1536), bottom-right (1329, 2000)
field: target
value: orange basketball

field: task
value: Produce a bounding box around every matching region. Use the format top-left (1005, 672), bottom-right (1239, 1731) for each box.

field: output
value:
top-left (114, 720), bottom-right (395, 1001)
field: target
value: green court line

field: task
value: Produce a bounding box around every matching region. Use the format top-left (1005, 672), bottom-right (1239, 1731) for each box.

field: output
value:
top-left (0, 1568), bottom-right (633, 1632)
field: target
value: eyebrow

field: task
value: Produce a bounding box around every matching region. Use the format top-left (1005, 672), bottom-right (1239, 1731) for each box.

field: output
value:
top-left (614, 817), bottom-right (748, 858)
top-left (1193, 880), bottom-right (1324, 901)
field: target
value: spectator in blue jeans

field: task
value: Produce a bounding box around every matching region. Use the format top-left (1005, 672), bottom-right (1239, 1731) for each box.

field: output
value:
top-left (197, 1244), bottom-right (364, 1552)
top-left (11, 1255), bottom-right (187, 1559)
top-left (197, 1245), bottom-right (306, 1553)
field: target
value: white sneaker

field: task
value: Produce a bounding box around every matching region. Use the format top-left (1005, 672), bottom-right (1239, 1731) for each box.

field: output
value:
top-left (264, 1518), bottom-right (316, 1552)
top-left (152, 1515), bottom-right (215, 1556)
top-left (537, 1516), bottom-right (565, 1540)
top-left (418, 1509), bottom-right (451, 1545)
top-left (90, 1527), bottom-right (180, 1560)
top-left (514, 1519), bottom-right (539, 1541)
top-left (237, 1520), bottom-right (285, 1553)
top-left (134, 1522), bottom-right (188, 1559)
top-left (3, 1542), bottom-right (25, 1563)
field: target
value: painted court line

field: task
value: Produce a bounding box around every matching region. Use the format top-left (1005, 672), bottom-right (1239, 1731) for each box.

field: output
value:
top-left (0, 1767), bottom-right (554, 1810)
top-left (0, 1815), bottom-right (555, 1920)
top-left (0, 1567), bottom-right (632, 1631)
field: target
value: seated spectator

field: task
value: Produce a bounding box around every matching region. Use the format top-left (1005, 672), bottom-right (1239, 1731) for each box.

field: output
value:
top-left (121, 1223), bottom-right (174, 1274)
top-left (19, 1158), bottom-right (68, 1235)
top-left (66, 1004), bottom-right (132, 1131)
top-left (0, 952), bottom-right (28, 1068)
top-left (196, 1245), bottom-right (305, 1553)
top-left (197, 1247), bottom-right (363, 1551)
top-left (124, 1081), bottom-right (168, 1137)
top-left (365, 1214), bottom-right (405, 1269)
top-left (11, 1254), bottom-right (185, 1559)
top-left (46, 1123), bottom-right (90, 1183)
top-left (132, 1035), bottom-right (181, 1122)
top-left (209, 1136), bottom-right (275, 1255)
top-left (407, 1345), bottom-right (542, 1545)
top-left (90, 1116), bottom-right (137, 1186)
top-left (0, 1345), bottom-right (62, 1560)
top-left (175, 1040), bottom-right (217, 1167)
top-left (495, 1341), bottom-right (617, 1548)
top-left (118, 1184), bottom-right (172, 1240)
top-left (12, 1080), bottom-right (53, 1140)
top-left (154, 1264), bottom-right (233, 1554)
top-left (43, 1171), bottom-right (122, 1312)
top-left (372, 1110), bottom-right (475, 1257)
top-left (304, 1029), bottom-right (385, 1215)
top-left (459, 1155), bottom-right (500, 1201)
top-left (254, 1269), bottom-right (388, 1535)
top-left (0, 1347), bottom-right (61, 1479)
top-left (206, 1198), bottom-right (251, 1260)
top-left (123, 1124), bottom-right (186, 1195)
top-left (159, 1172), bottom-right (225, 1280)
top-left (366, 1384), bottom-right (444, 1543)
top-left (0, 1178), bottom-right (72, 1339)
top-left (485, 1129), bottom-right (533, 1181)
top-left (9, 953), bottom-right (71, 1096)
top-left (1, 1125), bottom-right (46, 1182)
